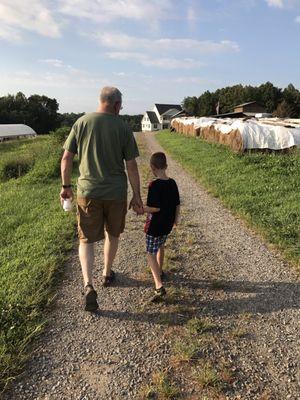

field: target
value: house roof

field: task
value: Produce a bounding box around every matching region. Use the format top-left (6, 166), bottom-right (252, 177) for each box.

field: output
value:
top-left (161, 108), bottom-right (182, 117)
top-left (171, 110), bottom-right (186, 118)
top-left (154, 103), bottom-right (182, 115)
top-left (146, 111), bottom-right (159, 124)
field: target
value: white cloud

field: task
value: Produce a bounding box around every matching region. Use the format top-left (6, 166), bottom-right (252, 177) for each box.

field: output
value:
top-left (265, 0), bottom-right (284, 7)
top-left (107, 52), bottom-right (204, 69)
top-left (59, 0), bottom-right (172, 23)
top-left (265, 0), bottom-right (300, 10)
top-left (2, 68), bottom-right (106, 89)
top-left (39, 59), bottom-right (64, 68)
top-left (295, 15), bottom-right (300, 22)
top-left (0, 24), bottom-right (21, 42)
top-left (95, 32), bottom-right (240, 54)
top-left (96, 31), bottom-right (239, 69)
top-left (0, 0), bottom-right (60, 42)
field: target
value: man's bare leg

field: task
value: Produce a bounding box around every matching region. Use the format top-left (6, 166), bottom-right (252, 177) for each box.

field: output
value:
top-left (79, 242), bottom-right (94, 286)
top-left (103, 232), bottom-right (119, 277)
top-left (157, 245), bottom-right (165, 274)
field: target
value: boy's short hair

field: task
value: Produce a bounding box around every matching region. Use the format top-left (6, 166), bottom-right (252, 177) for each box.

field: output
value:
top-left (150, 152), bottom-right (167, 169)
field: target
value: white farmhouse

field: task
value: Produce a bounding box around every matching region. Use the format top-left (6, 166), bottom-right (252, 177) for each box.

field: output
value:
top-left (141, 103), bottom-right (183, 132)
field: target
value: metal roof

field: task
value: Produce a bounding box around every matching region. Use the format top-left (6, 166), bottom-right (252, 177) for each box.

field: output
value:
top-left (154, 103), bottom-right (182, 115)
top-left (0, 124), bottom-right (37, 139)
top-left (161, 108), bottom-right (182, 117)
top-left (146, 111), bottom-right (159, 124)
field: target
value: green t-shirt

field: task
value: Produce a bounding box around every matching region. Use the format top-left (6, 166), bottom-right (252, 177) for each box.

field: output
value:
top-left (63, 112), bottom-right (139, 200)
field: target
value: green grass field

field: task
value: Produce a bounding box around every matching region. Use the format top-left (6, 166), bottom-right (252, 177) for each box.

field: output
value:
top-left (157, 130), bottom-right (300, 267)
top-left (0, 134), bottom-right (76, 390)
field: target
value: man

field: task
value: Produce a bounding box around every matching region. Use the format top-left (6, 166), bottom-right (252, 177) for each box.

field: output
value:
top-left (60, 87), bottom-right (143, 312)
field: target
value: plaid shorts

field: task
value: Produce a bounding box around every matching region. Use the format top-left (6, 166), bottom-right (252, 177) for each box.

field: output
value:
top-left (146, 234), bottom-right (168, 254)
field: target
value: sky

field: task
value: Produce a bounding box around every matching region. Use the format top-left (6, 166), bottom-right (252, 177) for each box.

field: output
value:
top-left (0, 0), bottom-right (300, 114)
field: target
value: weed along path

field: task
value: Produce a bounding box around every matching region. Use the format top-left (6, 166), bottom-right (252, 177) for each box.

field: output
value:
top-left (4, 132), bottom-right (300, 400)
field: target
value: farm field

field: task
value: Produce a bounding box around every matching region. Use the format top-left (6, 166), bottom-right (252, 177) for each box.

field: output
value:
top-left (157, 130), bottom-right (300, 267)
top-left (0, 134), bottom-right (76, 390)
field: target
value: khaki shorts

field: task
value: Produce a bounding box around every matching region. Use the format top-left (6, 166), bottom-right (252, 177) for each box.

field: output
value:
top-left (77, 197), bottom-right (127, 243)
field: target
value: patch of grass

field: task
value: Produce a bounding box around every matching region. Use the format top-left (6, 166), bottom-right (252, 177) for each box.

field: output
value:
top-left (231, 327), bottom-right (248, 339)
top-left (163, 252), bottom-right (180, 273)
top-left (152, 371), bottom-right (179, 399)
top-left (0, 134), bottom-right (77, 390)
top-left (173, 339), bottom-right (200, 362)
top-left (194, 362), bottom-right (222, 390)
top-left (186, 318), bottom-right (216, 336)
top-left (0, 137), bottom-right (48, 182)
top-left (239, 312), bottom-right (253, 321)
top-left (157, 131), bottom-right (300, 266)
top-left (166, 286), bottom-right (188, 304)
top-left (139, 370), bottom-right (179, 400)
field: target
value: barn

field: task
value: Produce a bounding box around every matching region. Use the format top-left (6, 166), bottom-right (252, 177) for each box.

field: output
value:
top-left (0, 124), bottom-right (37, 142)
top-left (234, 101), bottom-right (266, 115)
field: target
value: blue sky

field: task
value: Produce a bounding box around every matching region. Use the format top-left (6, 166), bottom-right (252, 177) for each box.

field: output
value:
top-left (0, 0), bottom-right (300, 114)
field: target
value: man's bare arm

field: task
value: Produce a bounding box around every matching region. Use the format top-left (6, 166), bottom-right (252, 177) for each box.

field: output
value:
top-left (125, 158), bottom-right (143, 213)
top-left (61, 150), bottom-right (74, 185)
top-left (60, 150), bottom-right (75, 202)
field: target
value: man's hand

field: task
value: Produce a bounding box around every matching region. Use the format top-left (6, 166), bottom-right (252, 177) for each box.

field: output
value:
top-left (129, 194), bottom-right (144, 215)
top-left (60, 187), bottom-right (73, 206)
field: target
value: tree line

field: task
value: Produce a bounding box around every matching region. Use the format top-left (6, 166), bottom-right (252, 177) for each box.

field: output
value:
top-left (182, 82), bottom-right (300, 118)
top-left (0, 92), bottom-right (142, 134)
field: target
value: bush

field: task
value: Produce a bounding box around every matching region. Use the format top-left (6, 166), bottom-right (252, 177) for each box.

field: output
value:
top-left (0, 158), bottom-right (34, 181)
top-left (51, 126), bottom-right (70, 144)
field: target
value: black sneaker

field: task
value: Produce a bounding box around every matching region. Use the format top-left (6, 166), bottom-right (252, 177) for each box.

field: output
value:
top-left (102, 270), bottom-right (116, 287)
top-left (84, 284), bottom-right (98, 312)
top-left (150, 286), bottom-right (167, 303)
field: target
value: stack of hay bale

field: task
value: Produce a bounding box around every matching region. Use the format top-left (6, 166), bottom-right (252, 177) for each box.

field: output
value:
top-left (170, 117), bottom-right (300, 152)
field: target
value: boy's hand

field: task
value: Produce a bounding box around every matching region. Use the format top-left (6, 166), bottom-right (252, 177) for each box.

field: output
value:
top-left (133, 204), bottom-right (144, 215)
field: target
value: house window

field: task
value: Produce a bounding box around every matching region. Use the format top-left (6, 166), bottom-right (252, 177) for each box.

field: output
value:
top-left (153, 124), bottom-right (157, 129)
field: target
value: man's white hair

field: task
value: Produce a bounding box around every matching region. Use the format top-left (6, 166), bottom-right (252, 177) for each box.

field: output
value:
top-left (100, 86), bottom-right (122, 106)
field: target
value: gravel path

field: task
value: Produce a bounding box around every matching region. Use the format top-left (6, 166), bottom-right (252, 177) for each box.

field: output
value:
top-left (3, 132), bottom-right (300, 400)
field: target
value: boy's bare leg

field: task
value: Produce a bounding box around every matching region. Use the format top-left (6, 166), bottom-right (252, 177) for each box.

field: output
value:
top-left (157, 245), bottom-right (165, 274)
top-left (148, 253), bottom-right (163, 289)
top-left (79, 242), bottom-right (94, 286)
top-left (103, 232), bottom-right (119, 277)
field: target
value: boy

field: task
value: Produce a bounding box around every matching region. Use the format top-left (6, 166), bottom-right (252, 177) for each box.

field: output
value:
top-left (144, 152), bottom-right (180, 302)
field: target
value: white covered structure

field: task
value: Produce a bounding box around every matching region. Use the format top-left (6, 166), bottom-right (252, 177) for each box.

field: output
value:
top-left (171, 117), bottom-right (300, 151)
top-left (141, 103), bottom-right (183, 132)
top-left (0, 124), bottom-right (37, 142)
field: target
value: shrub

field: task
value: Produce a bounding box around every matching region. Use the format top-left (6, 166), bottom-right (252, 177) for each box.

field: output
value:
top-left (51, 126), bottom-right (70, 144)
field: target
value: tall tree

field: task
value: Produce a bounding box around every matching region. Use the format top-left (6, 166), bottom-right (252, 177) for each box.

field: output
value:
top-left (182, 82), bottom-right (300, 117)
top-left (0, 92), bottom-right (60, 134)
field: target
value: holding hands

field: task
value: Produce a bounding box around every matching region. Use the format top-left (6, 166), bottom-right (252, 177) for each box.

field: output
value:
top-left (129, 193), bottom-right (144, 215)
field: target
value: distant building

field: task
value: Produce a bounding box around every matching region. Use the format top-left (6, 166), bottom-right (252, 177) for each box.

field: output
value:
top-left (234, 101), bottom-right (266, 115)
top-left (141, 103), bottom-right (182, 132)
top-left (0, 124), bottom-right (37, 142)
top-left (213, 101), bottom-right (268, 119)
